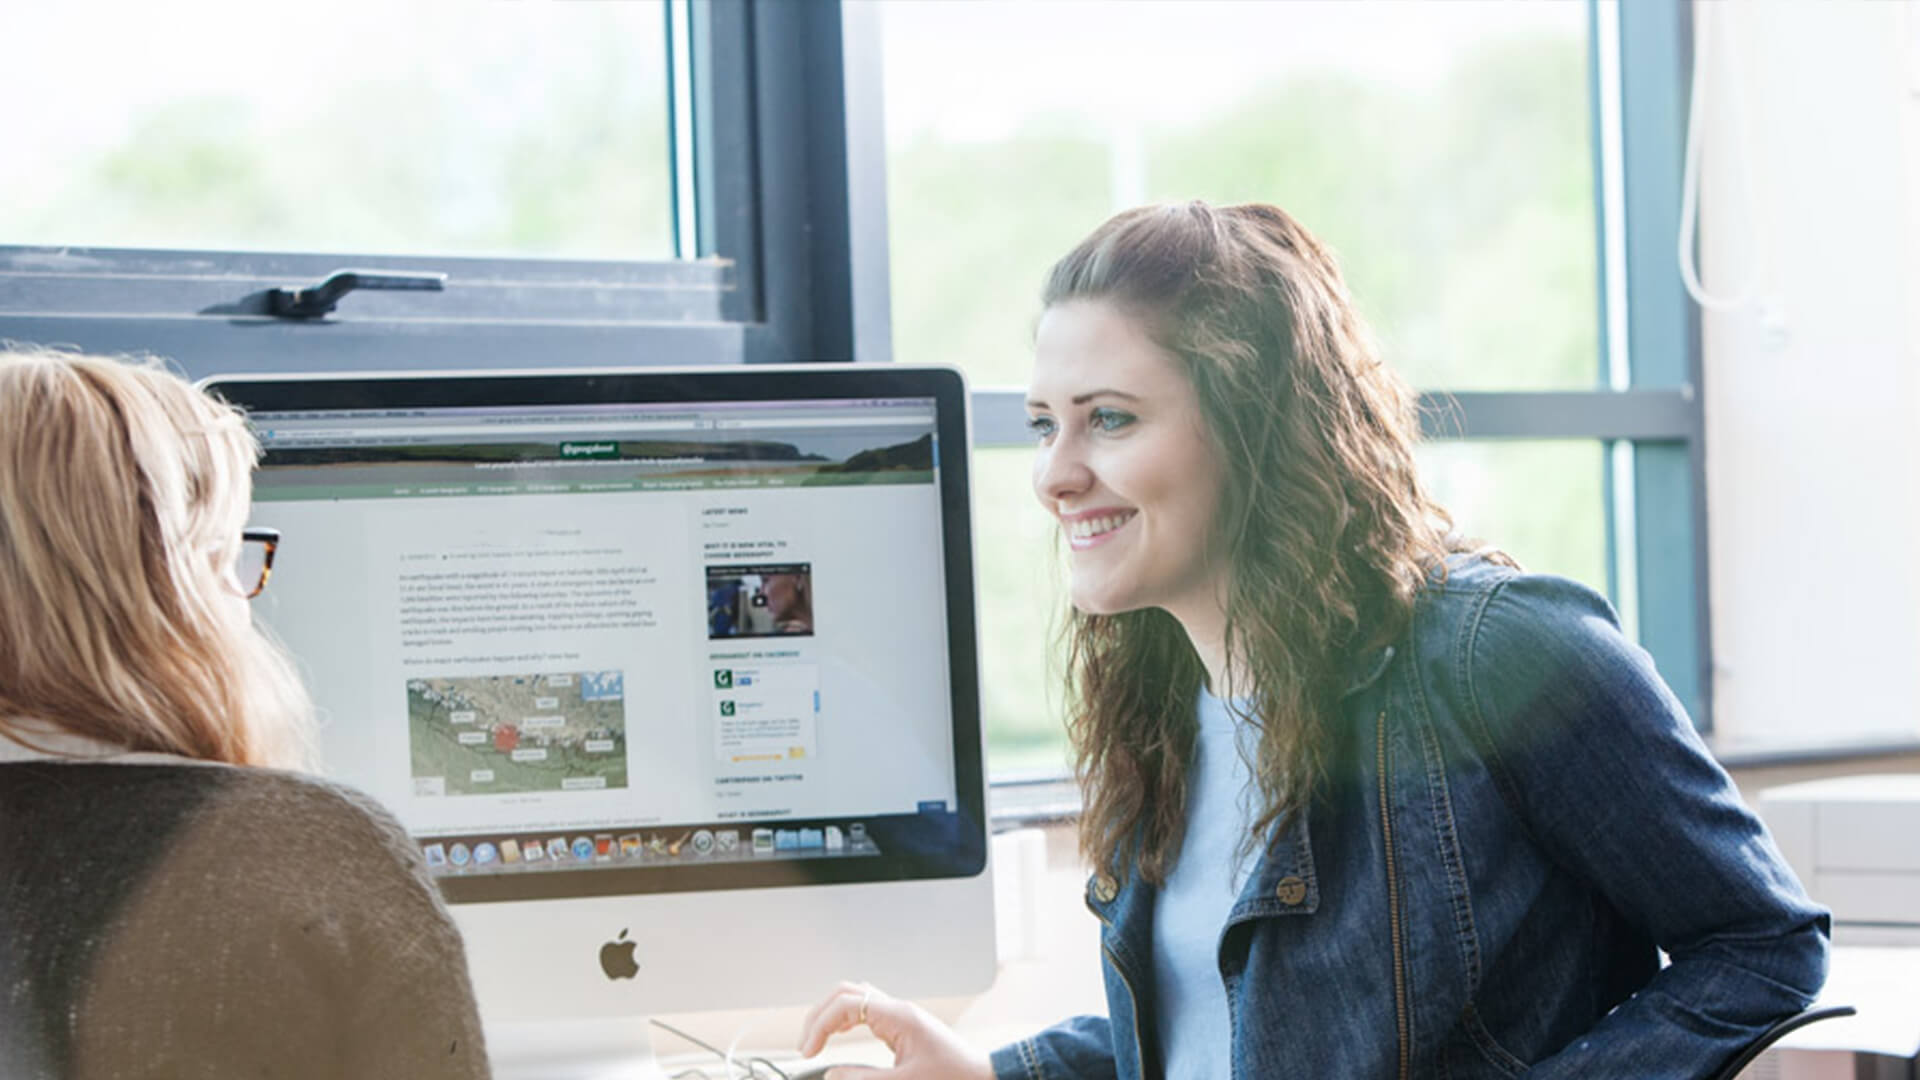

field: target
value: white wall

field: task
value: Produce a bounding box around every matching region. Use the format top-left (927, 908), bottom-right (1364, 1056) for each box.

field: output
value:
top-left (1700, 1), bottom-right (1920, 750)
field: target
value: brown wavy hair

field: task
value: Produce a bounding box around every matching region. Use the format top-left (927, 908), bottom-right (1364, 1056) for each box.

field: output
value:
top-left (1046, 202), bottom-right (1491, 884)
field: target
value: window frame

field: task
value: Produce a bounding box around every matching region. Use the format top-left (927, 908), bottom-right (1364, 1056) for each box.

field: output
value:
top-left (1610, 0), bottom-right (1712, 732)
top-left (0, 0), bottom-right (864, 372)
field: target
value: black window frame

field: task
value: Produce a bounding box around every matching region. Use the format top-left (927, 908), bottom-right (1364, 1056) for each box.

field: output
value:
top-left (0, 0), bottom-right (864, 375)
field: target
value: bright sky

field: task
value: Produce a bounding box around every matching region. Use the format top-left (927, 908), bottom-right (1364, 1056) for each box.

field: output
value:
top-left (0, 0), bottom-right (1585, 239)
top-left (3, 1), bottom-right (1584, 149)
top-left (865, 0), bottom-right (1587, 142)
top-left (0, 3), bottom-right (664, 161)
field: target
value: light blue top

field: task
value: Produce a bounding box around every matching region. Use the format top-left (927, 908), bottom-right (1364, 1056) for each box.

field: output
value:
top-left (1151, 686), bottom-right (1263, 1080)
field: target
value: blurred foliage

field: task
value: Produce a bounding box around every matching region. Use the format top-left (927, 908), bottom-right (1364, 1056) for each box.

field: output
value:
top-left (891, 36), bottom-right (1596, 392)
top-left (2, 9), bottom-right (671, 258)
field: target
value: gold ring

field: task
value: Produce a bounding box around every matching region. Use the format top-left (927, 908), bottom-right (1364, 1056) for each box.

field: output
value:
top-left (857, 987), bottom-right (872, 1026)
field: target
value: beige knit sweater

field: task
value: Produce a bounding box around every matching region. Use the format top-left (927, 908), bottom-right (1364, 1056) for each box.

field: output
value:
top-left (0, 760), bottom-right (489, 1079)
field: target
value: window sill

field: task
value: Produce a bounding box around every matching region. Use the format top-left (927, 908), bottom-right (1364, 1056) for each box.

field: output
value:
top-left (988, 773), bottom-right (1079, 828)
top-left (1712, 738), bottom-right (1920, 771)
top-left (986, 740), bottom-right (1920, 828)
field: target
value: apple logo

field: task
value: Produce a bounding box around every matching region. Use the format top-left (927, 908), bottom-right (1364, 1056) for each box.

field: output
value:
top-left (599, 928), bottom-right (639, 981)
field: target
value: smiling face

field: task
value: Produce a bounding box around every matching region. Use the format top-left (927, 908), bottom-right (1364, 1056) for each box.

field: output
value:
top-left (1028, 299), bottom-right (1228, 626)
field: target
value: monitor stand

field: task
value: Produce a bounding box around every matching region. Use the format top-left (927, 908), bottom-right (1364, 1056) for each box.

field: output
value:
top-left (487, 1018), bottom-right (670, 1080)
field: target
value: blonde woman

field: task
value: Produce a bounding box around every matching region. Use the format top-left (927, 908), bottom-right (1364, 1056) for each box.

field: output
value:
top-left (0, 348), bottom-right (487, 1079)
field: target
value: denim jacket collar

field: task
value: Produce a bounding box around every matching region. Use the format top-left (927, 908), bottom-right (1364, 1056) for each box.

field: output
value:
top-left (1084, 645), bottom-right (1392, 930)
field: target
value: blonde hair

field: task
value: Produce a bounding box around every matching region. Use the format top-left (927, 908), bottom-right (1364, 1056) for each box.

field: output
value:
top-left (0, 345), bottom-right (313, 768)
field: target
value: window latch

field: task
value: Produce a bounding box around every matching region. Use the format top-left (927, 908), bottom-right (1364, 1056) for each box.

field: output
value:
top-left (266, 269), bottom-right (448, 318)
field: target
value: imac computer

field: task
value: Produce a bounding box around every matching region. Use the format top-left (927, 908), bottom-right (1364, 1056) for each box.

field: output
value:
top-left (203, 366), bottom-right (994, 1076)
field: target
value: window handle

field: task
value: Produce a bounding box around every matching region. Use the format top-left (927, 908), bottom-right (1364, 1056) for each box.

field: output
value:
top-left (266, 269), bottom-right (448, 318)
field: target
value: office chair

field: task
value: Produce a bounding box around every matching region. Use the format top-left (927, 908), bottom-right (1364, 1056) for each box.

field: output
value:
top-left (1712, 1005), bottom-right (1857, 1080)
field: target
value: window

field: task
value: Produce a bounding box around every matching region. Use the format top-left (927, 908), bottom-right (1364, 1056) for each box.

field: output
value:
top-left (873, 0), bottom-right (1701, 777)
top-left (1417, 441), bottom-right (1609, 589)
top-left (970, 449), bottom-right (1071, 776)
top-left (879, 0), bottom-right (1598, 392)
top-left (1, 4), bottom-right (672, 259)
top-left (2, 0), bottom-right (1741, 786)
top-left (0, 2), bottom-right (868, 370)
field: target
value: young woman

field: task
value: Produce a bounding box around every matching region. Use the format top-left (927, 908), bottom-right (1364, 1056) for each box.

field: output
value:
top-left (798, 203), bottom-right (1828, 1078)
top-left (0, 348), bottom-right (488, 1079)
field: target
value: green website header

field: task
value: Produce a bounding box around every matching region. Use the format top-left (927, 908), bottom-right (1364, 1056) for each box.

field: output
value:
top-left (254, 469), bottom-right (934, 502)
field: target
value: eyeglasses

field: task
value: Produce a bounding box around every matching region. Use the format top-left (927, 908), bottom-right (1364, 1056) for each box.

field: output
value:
top-left (237, 527), bottom-right (280, 599)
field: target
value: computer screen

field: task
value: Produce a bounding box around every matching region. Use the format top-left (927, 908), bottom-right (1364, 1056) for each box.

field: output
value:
top-left (205, 366), bottom-right (994, 1064)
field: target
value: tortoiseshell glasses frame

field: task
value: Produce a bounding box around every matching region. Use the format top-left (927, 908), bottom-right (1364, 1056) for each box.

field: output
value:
top-left (238, 527), bottom-right (279, 599)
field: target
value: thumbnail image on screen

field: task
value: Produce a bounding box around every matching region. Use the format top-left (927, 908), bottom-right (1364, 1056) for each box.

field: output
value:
top-left (707, 563), bottom-right (813, 639)
top-left (408, 671), bottom-right (627, 796)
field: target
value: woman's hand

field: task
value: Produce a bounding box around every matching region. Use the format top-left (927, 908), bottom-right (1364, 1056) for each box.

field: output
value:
top-left (796, 982), bottom-right (994, 1080)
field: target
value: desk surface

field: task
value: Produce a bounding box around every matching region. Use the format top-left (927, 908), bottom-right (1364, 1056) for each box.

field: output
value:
top-left (1778, 945), bottom-right (1920, 1059)
top-left (662, 844), bottom-right (1920, 1072)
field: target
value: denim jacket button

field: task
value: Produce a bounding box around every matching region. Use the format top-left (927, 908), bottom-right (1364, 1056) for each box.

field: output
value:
top-left (1092, 875), bottom-right (1119, 903)
top-left (1275, 875), bottom-right (1307, 905)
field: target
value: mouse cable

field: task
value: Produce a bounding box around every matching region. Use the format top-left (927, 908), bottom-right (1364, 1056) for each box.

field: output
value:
top-left (649, 1017), bottom-right (791, 1080)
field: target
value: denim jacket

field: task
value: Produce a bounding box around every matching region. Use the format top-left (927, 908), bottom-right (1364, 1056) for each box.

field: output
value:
top-left (991, 560), bottom-right (1829, 1080)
